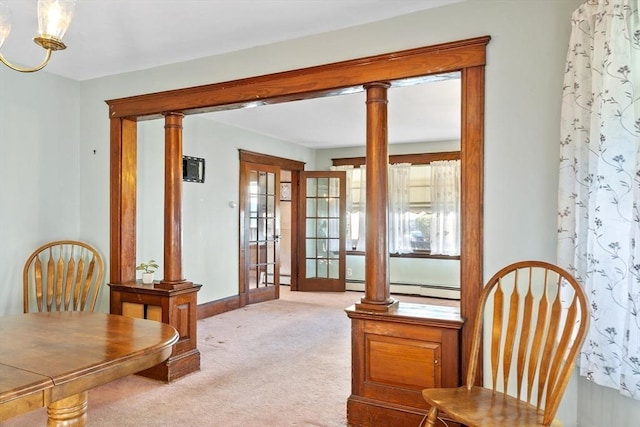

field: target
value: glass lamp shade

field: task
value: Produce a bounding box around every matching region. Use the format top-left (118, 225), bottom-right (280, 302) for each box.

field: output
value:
top-left (0, 2), bottom-right (12, 49)
top-left (37, 0), bottom-right (75, 42)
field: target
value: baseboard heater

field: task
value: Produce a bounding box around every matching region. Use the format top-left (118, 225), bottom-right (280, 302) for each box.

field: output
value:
top-left (345, 280), bottom-right (460, 300)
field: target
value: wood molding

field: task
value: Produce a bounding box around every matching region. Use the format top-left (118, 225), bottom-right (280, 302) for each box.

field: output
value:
top-left (239, 149), bottom-right (306, 171)
top-left (106, 36), bottom-right (490, 120)
top-left (332, 151), bottom-right (460, 167)
top-left (197, 295), bottom-right (241, 320)
top-left (109, 117), bottom-right (137, 284)
top-left (460, 65), bottom-right (485, 385)
top-left (107, 35), bottom-right (488, 421)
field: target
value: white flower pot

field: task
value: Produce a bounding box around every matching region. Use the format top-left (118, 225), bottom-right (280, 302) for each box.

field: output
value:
top-left (141, 272), bottom-right (154, 284)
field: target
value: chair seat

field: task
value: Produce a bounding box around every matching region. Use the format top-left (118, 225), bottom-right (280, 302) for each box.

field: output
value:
top-left (422, 386), bottom-right (562, 427)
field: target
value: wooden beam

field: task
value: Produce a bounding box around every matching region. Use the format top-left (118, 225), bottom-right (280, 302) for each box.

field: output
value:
top-left (106, 36), bottom-right (490, 119)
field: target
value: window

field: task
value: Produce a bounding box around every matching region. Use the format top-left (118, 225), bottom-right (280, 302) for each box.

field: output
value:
top-left (332, 152), bottom-right (460, 258)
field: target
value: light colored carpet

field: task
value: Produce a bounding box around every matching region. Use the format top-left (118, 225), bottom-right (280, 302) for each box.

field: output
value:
top-left (3, 288), bottom-right (454, 427)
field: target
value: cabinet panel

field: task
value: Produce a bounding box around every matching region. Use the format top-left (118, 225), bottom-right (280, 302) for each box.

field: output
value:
top-left (346, 303), bottom-right (463, 426)
top-left (146, 306), bottom-right (163, 322)
top-left (367, 334), bottom-right (440, 389)
top-left (109, 282), bottom-right (201, 382)
top-left (122, 302), bottom-right (144, 319)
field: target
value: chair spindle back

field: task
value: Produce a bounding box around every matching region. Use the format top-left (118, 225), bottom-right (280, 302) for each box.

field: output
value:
top-left (465, 261), bottom-right (588, 425)
top-left (23, 240), bottom-right (104, 313)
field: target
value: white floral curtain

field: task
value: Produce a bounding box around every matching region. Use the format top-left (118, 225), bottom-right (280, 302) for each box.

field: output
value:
top-left (430, 160), bottom-right (461, 256)
top-left (557, 0), bottom-right (640, 399)
top-left (330, 165), bottom-right (354, 250)
top-left (331, 165), bottom-right (367, 251)
top-left (388, 163), bottom-right (413, 254)
top-left (355, 165), bottom-right (366, 252)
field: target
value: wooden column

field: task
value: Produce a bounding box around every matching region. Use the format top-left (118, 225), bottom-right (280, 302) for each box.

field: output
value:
top-left (157, 112), bottom-right (192, 290)
top-left (356, 82), bottom-right (398, 312)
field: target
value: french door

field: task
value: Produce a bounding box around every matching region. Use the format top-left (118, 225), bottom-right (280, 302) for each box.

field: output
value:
top-left (297, 171), bottom-right (346, 292)
top-left (240, 162), bottom-right (280, 304)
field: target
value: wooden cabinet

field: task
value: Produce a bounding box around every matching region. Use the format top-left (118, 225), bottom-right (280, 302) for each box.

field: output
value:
top-left (345, 303), bottom-right (463, 427)
top-left (109, 281), bottom-right (202, 382)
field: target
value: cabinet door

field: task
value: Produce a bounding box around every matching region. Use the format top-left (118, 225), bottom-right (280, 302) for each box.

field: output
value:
top-left (365, 334), bottom-right (441, 396)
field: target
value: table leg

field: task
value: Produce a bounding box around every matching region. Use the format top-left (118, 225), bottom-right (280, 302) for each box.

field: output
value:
top-left (46, 391), bottom-right (88, 427)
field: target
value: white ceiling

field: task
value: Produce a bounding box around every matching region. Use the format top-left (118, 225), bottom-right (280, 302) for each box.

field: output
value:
top-left (0, 0), bottom-right (463, 148)
top-left (208, 75), bottom-right (461, 148)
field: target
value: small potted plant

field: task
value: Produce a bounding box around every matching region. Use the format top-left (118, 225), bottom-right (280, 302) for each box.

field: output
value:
top-left (136, 259), bottom-right (159, 284)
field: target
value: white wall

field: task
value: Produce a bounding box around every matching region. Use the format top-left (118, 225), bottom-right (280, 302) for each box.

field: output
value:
top-left (0, 68), bottom-right (80, 315)
top-left (135, 116), bottom-right (315, 304)
top-left (3, 0), bottom-right (637, 424)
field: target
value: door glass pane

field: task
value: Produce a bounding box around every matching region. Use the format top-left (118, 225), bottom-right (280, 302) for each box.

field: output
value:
top-left (306, 259), bottom-right (316, 278)
top-left (317, 239), bottom-right (327, 258)
top-left (249, 244), bottom-right (258, 288)
top-left (328, 259), bottom-right (339, 279)
top-left (329, 198), bottom-right (339, 217)
top-left (267, 195), bottom-right (275, 217)
top-left (259, 195), bottom-right (267, 216)
top-left (256, 218), bottom-right (262, 242)
top-left (306, 239), bottom-right (316, 258)
top-left (329, 177), bottom-right (340, 197)
top-left (258, 243), bottom-right (266, 264)
top-left (317, 260), bottom-right (328, 278)
top-left (329, 238), bottom-right (340, 255)
top-left (306, 198), bottom-right (316, 216)
top-left (306, 178), bottom-right (317, 197)
top-left (267, 241), bottom-right (275, 263)
top-left (318, 198), bottom-right (328, 217)
top-left (318, 178), bottom-right (329, 197)
top-left (306, 219), bottom-right (316, 238)
top-left (267, 172), bottom-right (275, 194)
top-left (317, 219), bottom-right (328, 237)
top-left (267, 218), bottom-right (275, 239)
top-left (328, 219), bottom-right (339, 238)
top-left (258, 171), bottom-right (267, 193)
top-left (249, 218), bottom-right (257, 241)
top-left (257, 265), bottom-right (266, 286)
top-left (267, 264), bottom-right (275, 285)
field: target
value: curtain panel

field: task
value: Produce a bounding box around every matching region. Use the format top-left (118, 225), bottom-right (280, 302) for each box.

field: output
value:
top-left (557, 0), bottom-right (640, 399)
top-left (430, 160), bottom-right (461, 256)
top-left (388, 163), bottom-right (413, 254)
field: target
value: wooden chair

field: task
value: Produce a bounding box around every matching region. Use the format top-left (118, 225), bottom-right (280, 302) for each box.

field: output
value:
top-left (23, 240), bottom-right (105, 313)
top-left (421, 261), bottom-right (589, 427)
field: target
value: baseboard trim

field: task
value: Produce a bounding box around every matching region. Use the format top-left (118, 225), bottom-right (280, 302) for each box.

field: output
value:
top-left (345, 281), bottom-right (460, 300)
top-left (197, 295), bottom-right (241, 319)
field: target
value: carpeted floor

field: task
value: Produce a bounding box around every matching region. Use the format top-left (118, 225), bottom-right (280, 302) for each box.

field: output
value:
top-left (3, 288), bottom-right (456, 427)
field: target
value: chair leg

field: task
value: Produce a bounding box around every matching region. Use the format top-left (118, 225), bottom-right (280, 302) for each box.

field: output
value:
top-left (425, 407), bottom-right (439, 427)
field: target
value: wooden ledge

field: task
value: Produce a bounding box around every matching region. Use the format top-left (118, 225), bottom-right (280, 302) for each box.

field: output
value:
top-left (345, 302), bottom-right (463, 329)
top-left (354, 298), bottom-right (399, 313)
top-left (155, 280), bottom-right (195, 291)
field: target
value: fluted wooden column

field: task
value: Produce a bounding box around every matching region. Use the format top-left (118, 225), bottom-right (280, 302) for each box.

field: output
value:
top-left (356, 82), bottom-right (398, 312)
top-left (157, 112), bottom-right (192, 290)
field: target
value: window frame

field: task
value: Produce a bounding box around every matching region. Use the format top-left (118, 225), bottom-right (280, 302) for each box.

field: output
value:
top-left (332, 151), bottom-right (461, 260)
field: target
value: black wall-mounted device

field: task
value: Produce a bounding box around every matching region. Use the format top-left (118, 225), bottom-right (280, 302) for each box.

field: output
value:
top-left (183, 156), bottom-right (205, 183)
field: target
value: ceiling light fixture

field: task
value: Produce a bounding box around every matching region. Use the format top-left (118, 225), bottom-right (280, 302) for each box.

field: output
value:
top-left (0, 0), bottom-right (75, 73)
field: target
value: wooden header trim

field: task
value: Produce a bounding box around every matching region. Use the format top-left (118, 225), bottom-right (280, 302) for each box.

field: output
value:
top-left (106, 36), bottom-right (490, 120)
top-left (239, 150), bottom-right (306, 171)
top-left (332, 151), bottom-right (461, 167)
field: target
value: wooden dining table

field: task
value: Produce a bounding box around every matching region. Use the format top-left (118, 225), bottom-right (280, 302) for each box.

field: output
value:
top-left (0, 311), bottom-right (178, 426)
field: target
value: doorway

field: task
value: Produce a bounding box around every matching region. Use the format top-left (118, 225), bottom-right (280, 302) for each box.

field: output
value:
top-left (238, 150), bottom-right (304, 305)
top-left (239, 152), bottom-right (347, 302)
